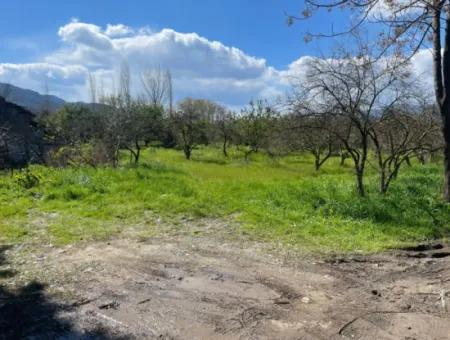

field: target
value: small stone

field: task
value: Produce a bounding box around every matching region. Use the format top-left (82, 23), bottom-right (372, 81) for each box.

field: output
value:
top-left (301, 296), bottom-right (310, 304)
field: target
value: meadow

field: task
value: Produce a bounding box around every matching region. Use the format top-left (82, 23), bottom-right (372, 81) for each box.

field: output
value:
top-left (1, 146), bottom-right (449, 253)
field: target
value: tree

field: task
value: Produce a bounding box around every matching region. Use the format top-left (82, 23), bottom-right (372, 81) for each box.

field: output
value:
top-left (289, 38), bottom-right (411, 196)
top-left (292, 0), bottom-right (450, 200)
top-left (370, 106), bottom-right (442, 193)
top-left (214, 109), bottom-right (236, 158)
top-left (121, 101), bottom-right (164, 164)
top-left (300, 119), bottom-right (336, 171)
top-left (171, 98), bottom-right (209, 160)
top-left (237, 100), bottom-right (274, 161)
top-left (0, 122), bottom-right (10, 169)
top-left (141, 66), bottom-right (173, 109)
top-left (41, 104), bottom-right (108, 168)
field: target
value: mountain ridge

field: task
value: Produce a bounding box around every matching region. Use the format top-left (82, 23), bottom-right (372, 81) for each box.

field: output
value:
top-left (0, 83), bottom-right (67, 115)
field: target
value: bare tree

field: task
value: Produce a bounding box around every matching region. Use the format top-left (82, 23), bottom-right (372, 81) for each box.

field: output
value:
top-left (370, 105), bottom-right (442, 193)
top-left (292, 0), bottom-right (450, 200)
top-left (88, 73), bottom-right (97, 104)
top-left (119, 60), bottom-right (131, 107)
top-left (300, 120), bottom-right (336, 171)
top-left (166, 69), bottom-right (173, 115)
top-left (215, 109), bottom-right (236, 157)
top-left (290, 38), bottom-right (411, 196)
top-left (141, 66), bottom-right (172, 108)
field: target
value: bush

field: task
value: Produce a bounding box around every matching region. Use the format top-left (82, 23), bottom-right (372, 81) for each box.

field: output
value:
top-left (14, 169), bottom-right (40, 189)
top-left (47, 143), bottom-right (111, 168)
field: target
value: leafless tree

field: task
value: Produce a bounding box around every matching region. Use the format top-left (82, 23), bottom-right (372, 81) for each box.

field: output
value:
top-left (166, 69), bottom-right (173, 115)
top-left (300, 119), bottom-right (336, 171)
top-left (215, 109), bottom-right (236, 157)
top-left (119, 60), bottom-right (131, 107)
top-left (88, 73), bottom-right (97, 104)
top-left (289, 38), bottom-right (411, 196)
top-left (370, 106), bottom-right (442, 193)
top-left (291, 0), bottom-right (450, 200)
top-left (141, 66), bottom-right (173, 109)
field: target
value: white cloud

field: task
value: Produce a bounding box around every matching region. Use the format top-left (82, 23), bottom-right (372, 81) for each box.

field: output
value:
top-left (58, 22), bottom-right (113, 51)
top-left (1, 21), bottom-right (287, 106)
top-left (0, 20), bottom-right (435, 107)
top-left (0, 63), bottom-right (87, 101)
top-left (367, 0), bottom-right (424, 19)
top-left (105, 24), bottom-right (134, 37)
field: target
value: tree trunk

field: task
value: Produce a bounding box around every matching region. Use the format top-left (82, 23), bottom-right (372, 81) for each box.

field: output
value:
top-left (134, 141), bottom-right (141, 164)
top-left (184, 145), bottom-right (191, 160)
top-left (444, 114), bottom-right (450, 200)
top-left (405, 156), bottom-right (411, 167)
top-left (356, 134), bottom-right (368, 197)
top-left (379, 167), bottom-right (387, 194)
top-left (432, 3), bottom-right (450, 201)
top-left (315, 156), bottom-right (320, 171)
top-left (356, 169), bottom-right (365, 197)
top-left (223, 137), bottom-right (228, 157)
top-left (340, 153), bottom-right (346, 166)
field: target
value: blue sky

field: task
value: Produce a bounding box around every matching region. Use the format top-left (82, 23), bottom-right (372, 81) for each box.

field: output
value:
top-left (0, 1), bottom-right (429, 107)
top-left (0, 1), bottom-right (343, 65)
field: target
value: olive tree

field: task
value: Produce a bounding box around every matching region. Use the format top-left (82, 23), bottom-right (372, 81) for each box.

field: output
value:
top-left (171, 98), bottom-right (210, 160)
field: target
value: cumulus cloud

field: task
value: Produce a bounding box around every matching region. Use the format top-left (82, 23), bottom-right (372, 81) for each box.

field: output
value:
top-left (0, 20), bottom-right (435, 107)
top-left (0, 21), bottom-right (286, 106)
top-left (105, 24), bottom-right (134, 37)
top-left (58, 22), bottom-right (113, 50)
top-left (367, 0), bottom-right (424, 19)
top-left (0, 63), bottom-right (87, 101)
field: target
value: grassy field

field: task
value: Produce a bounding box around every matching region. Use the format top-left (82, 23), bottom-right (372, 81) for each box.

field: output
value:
top-left (1, 146), bottom-right (449, 253)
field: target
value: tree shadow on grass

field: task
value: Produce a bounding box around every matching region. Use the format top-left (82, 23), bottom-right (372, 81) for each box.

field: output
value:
top-left (0, 245), bottom-right (129, 339)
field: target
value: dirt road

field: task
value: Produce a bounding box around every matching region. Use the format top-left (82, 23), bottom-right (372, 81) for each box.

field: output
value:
top-left (1, 229), bottom-right (450, 339)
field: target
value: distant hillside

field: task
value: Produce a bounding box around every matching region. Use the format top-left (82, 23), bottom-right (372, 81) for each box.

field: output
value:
top-left (0, 83), bottom-right (66, 115)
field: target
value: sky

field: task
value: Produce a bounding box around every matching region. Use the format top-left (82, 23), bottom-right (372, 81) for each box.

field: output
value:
top-left (0, 0), bottom-right (433, 107)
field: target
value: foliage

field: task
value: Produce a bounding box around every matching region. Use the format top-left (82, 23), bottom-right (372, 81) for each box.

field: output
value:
top-left (13, 169), bottom-right (40, 189)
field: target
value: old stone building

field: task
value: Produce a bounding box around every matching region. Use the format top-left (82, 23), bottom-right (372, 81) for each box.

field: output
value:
top-left (0, 96), bottom-right (42, 169)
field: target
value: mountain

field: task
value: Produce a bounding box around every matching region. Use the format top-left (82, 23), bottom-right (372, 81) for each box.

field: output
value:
top-left (0, 83), bottom-right (66, 115)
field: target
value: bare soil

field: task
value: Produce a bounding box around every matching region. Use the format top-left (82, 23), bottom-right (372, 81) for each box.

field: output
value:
top-left (1, 227), bottom-right (450, 339)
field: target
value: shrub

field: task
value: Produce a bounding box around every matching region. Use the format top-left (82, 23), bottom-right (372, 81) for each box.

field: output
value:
top-left (14, 169), bottom-right (40, 189)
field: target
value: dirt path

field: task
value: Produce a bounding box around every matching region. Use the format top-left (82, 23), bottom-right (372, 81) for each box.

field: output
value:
top-left (1, 231), bottom-right (450, 339)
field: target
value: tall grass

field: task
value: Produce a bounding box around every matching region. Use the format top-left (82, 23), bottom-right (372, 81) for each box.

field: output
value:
top-left (1, 146), bottom-right (449, 253)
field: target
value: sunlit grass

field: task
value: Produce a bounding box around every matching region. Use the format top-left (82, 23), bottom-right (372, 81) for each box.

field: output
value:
top-left (1, 146), bottom-right (449, 253)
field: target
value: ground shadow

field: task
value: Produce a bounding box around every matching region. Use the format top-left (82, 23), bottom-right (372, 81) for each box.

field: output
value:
top-left (0, 245), bottom-right (129, 339)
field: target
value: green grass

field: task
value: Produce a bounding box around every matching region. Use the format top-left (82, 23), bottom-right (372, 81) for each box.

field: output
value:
top-left (1, 146), bottom-right (449, 253)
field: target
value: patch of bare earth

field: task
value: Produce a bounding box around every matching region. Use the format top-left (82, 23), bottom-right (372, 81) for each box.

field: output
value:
top-left (1, 225), bottom-right (450, 339)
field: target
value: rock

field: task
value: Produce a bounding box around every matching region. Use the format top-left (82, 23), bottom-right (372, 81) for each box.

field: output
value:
top-left (301, 296), bottom-right (310, 304)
